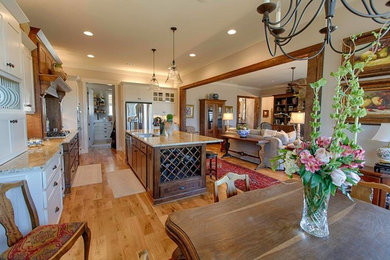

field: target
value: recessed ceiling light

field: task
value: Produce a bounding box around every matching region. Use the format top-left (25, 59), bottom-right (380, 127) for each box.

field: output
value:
top-left (87, 54), bottom-right (95, 58)
top-left (83, 31), bottom-right (94, 36)
top-left (227, 29), bottom-right (237, 35)
top-left (189, 53), bottom-right (196, 57)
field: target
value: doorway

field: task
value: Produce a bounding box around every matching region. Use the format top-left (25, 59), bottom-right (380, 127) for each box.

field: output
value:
top-left (86, 83), bottom-right (116, 148)
top-left (236, 96), bottom-right (259, 129)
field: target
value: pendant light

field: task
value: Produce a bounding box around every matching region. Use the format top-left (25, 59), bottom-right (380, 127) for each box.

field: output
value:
top-left (150, 48), bottom-right (160, 90)
top-left (166, 27), bottom-right (183, 88)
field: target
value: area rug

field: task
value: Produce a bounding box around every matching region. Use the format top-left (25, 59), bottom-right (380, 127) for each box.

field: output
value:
top-left (106, 169), bottom-right (146, 198)
top-left (208, 159), bottom-right (280, 191)
top-left (72, 164), bottom-right (102, 187)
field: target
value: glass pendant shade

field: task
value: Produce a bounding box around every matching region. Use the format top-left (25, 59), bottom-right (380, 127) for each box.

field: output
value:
top-left (166, 27), bottom-right (183, 88)
top-left (150, 48), bottom-right (160, 90)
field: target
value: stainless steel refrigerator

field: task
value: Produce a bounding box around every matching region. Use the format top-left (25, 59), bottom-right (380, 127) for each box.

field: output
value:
top-left (125, 102), bottom-right (153, 131)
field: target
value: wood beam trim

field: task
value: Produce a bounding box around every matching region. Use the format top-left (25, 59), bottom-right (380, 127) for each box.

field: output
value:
top-left (180, 43), bottom-right (324, 90)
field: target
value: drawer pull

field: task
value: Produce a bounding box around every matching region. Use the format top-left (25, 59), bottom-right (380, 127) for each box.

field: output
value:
top-left (179, 186), bottom-right (185, 190)
top-left (53, 181), bottom-right (58, 187)
top-left (52, 165), bottom-right (57, 170)
top-left (55, 207), bottom-right (60, 213)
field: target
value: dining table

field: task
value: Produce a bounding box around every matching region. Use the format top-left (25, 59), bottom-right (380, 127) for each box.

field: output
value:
top-left (165, 182), bottom-right (390, 259)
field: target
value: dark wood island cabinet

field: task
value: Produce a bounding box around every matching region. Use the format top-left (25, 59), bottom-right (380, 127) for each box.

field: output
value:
top-left (125, 131), bottom-right (222, 204)
top-left (63, 132), bottom-right (79, 194)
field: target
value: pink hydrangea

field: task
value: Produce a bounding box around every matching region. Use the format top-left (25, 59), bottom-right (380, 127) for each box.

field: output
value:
top-left (353, 149), bottom-right (365, 161)
top-left (316, 136), bottom-right (331, 148)
top-left (299, 150), bottom-right (322, 173)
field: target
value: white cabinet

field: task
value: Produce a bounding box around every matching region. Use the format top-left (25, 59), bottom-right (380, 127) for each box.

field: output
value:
top-left (21, 44), bottom-right (34, 113)
top-left (0, 2), bottom-right (22, 80)
top-left (0, 151), bottom-right (64, 252)
top-left (94, 121), bottom-right (113, 140)
top-left (0, 110), bottom-right (27, 165)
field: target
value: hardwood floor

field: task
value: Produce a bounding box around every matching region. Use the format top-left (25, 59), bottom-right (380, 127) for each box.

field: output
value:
top-left (61, 145), bottom-right (291, 260)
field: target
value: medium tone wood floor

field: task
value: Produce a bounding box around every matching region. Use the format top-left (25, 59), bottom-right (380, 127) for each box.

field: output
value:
top-left (61, 144), bottom-right (291, 260)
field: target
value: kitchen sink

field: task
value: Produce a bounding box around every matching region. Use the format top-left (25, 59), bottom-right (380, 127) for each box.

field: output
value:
top-left (136, 133), bottom-right (159, 138)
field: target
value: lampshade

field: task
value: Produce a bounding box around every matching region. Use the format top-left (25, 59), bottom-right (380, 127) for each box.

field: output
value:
top-left (372, 123), bottom-right (390, 142)
top-left (290, 112), bottom-right (305, 124)
top-left (223, 113), bottom-right (233, 121)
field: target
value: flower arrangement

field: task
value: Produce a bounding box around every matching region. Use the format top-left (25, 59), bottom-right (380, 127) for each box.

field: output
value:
top-left (236, 124), bottom-right (250, 138)
top-left (272, 26), bottom-right (388, 237)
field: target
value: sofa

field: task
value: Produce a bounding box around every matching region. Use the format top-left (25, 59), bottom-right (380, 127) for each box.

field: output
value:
top-left (224, 128), bottom-right (296, 169)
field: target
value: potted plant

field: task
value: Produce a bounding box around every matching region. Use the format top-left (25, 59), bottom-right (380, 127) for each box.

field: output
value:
top-left (236, 124), bottom-right (250, 138)
top-left (271, 27), bottom-right (387, 238)
top-left (165, 114), bottom-right (175, 136)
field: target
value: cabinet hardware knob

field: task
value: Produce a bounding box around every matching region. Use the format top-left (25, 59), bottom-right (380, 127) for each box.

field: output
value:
top-left (6, 62), bottom-right (11, 67)
top-left (9, 120), bottom-right (18, 124)
top-left (52, 165), bottom-right (57, 170)
top-left (24, 104), bottom-right (32, 107)
top-left (54, 181), bottom-right (58, 186)
top-left (55, 207), bottom-right (60, 213)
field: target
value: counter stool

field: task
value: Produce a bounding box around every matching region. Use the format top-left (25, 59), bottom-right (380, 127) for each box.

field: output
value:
top-left (206, 151), bottom-right (218, 180)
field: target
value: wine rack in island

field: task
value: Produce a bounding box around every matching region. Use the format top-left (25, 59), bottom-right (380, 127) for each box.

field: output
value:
top-left (126, 133), bottom-right (207, 204)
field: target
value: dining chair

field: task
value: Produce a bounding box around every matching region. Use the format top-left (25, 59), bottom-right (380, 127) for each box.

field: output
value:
top-left (351, 181), bottom-right (390, 209)
top-left (0, 180), bottom-right (91, 259)
top-left (214, 172), bottom-right (250, 202)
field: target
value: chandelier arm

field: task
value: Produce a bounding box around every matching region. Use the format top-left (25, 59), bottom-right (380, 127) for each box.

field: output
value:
top-left (278, 40), bottom-right (326, 60)
top-left (267, 0), bottom-right (325, 41)
top-left (264, 23), bottom-right (277, 57)
top-left (368, 0), bottom-right (379, 15)
top-left (289, 0), bottom-right (318, 36)
top-left (268, 0), bottom-right (295, 26)
top-left (277, 0), bottom-right (302, 28)
top-left (361, 0), bottom-right (387, 24)
top-left (340, 0), bottom-right (390, 20)
top-left (328, 35), bottom-right (347, 55)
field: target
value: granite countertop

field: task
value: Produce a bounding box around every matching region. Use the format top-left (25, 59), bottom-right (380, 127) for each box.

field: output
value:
top-left (127, 130), bottom-right (222, 147)
top-left (0, 130), bottom-right (78, 174)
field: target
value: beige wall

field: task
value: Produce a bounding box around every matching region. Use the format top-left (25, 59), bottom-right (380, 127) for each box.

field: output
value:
top-left (261, 96), bottom-right (274, 124)
top-left (181, 3), bottom-right (383, 166)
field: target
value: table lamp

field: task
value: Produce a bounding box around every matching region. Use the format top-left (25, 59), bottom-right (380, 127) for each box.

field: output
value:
top-left (372, 123), bottom-right (390, 164)
top-left (290, 112), bottom-right (305, 145)
top-left (223, 113), bottom-right (233, 131)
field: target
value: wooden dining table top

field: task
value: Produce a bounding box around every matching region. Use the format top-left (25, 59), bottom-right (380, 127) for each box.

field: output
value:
top-left (165, 182), bottom-right (390, 260)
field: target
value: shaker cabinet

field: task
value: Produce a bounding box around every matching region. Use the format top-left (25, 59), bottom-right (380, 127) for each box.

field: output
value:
top-left (0, 2), bottom-right (22, 79)
top-left (199, 99), bottom-right (226, 138)
top-left (21, 44), bottom-right (35, 113)
top-left (0, 110), bottom-right (27, 165)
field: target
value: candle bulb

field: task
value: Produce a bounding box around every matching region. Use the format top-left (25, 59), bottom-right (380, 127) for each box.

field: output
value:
top-left (263, 0), bottom-right (271, 3)
top-left (276, 1), bottom-right (281, 27)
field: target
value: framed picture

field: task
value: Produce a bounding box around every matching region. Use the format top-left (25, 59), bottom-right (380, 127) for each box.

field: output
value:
top-left (225, 106), bottom-right (233, 114)
top-left (345, 78), bottom-right (390, 125)
top-left (186, 105), bottom-right (194, 118)
top-left (343, 28), bottom-right (390, 78)
top-left (263, 110), bottom-right (269, 118)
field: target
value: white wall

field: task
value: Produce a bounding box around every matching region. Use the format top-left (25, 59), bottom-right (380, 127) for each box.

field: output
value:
top-left (186, 83), bottom-right (260, 131)
top-left (61, 78), bottom-right (79, 130)
top-left (182, 3), bottom-right (384, 166)
top-left (261, 96), bottom-right (274, 124)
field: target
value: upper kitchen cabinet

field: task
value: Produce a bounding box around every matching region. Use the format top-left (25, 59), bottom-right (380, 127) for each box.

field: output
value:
top-left (0, 2), bottom-right (23, 80)
top-left (21, 34), bottom-right (37, 114)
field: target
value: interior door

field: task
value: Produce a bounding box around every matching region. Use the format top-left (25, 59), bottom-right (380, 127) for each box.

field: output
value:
top-left (87, 89), bottom-right (94, 147)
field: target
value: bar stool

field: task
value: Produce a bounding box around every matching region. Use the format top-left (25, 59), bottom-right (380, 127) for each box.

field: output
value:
top-left (206, 151), bottom-right (218, 180)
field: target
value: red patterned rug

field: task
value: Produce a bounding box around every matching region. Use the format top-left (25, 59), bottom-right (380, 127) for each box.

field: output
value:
top-left (207, 158), bottom-right (280, 191)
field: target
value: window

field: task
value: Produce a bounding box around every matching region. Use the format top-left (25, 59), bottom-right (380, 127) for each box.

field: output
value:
top-left (108, 93), bottom-right (113, 116)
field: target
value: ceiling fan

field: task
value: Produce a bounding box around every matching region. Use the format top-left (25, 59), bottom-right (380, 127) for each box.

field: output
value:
top-left (287, 67), bottom-right (306, 94)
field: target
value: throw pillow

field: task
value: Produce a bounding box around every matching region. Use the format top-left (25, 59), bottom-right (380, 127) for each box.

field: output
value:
top-left (277, 131), bottom-right (290, 145)
top-left (263, 129), bottom-right (278, 137)
top-left (286, 130), bottom-right (296, 143)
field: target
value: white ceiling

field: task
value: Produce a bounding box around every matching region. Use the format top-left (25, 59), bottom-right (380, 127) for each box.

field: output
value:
top-left (220, 60), bottom-right (307, 89)
top-left (16, 0), bottom-right (355, 79)
top-left (17, 0), bottom-right (268, 76)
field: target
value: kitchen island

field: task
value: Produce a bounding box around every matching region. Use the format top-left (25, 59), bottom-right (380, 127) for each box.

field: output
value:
top-left (126, 131), bottom-right (222, 204)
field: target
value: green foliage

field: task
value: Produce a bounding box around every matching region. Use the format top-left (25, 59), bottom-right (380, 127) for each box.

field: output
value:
top-left (166, 114), bottom-right (173, 122)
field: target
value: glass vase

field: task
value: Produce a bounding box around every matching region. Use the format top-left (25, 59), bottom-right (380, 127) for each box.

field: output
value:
top-left (300, 184), bottom-right (330, 238)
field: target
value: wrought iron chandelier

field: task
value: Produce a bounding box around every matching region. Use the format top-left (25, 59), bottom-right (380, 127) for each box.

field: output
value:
top-left (257, 0), bottom-right (390, 60)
